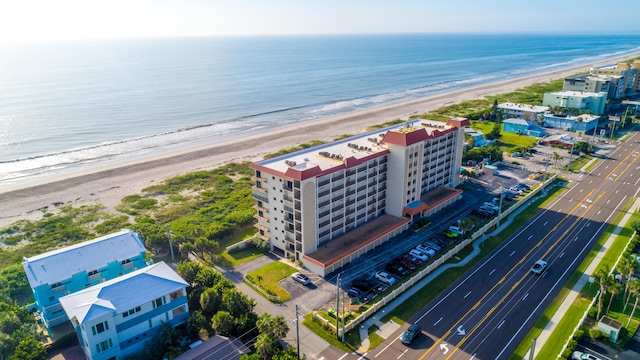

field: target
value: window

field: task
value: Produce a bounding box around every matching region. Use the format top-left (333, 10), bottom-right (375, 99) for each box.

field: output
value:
top-left (121, 259), bottom-right (131, 264)
top-left (95, 339), bottom-right (113, 353)
top-left (153, 297), bottom-right (164, 308)
top-left (88, 269), bottom-right (98, 276)
top-left (91, 321), bottom-right (109, 335)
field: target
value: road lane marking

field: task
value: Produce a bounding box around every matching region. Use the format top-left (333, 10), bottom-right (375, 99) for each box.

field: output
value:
top-left (509, 251), bottom-right (516, 256)
top-left (464, 291), bottom-right (472, 299)
top-left (528, 235), bottom-right (533, 240)
top-left (357, 353), bottom-right (368, 359)
top-left (434, 317), bottom-right (443, 326)
top-left (375, 336), bottom-right (401, 358)
top-left (560, 252), bottom-right (564, 258)
top-left (436, 190), bottom-right (604, 360)
top-left (397, 350), bottom-right (407, 359)
top-left (489, 269), bottom-right (496, 275)
top-left (497, 320), bottom-right (505, 329)
top-left (543, 221), bottom-right (548, 226)
top-left (522, 293), bottom-right (529, 301)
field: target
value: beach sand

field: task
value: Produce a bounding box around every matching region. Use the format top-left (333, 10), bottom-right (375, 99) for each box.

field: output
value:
top-left (1, 53), bottom-right (638, 228)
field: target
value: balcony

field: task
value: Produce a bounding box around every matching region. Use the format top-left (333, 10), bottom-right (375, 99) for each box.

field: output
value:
top-left (44, 302), bottom-right (63, 314)
top-left (89, 273), bottom-right (103, 282)
top-left (51, 285), bottom-right (67, 295)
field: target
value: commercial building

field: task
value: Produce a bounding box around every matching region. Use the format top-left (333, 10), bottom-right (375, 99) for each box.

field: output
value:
top-left (250, 118), bottom-right (467, 276)
top-left (497, 102), bottom-right (548, 122)
top-left (59, 261), bottom-right (189, 360)
top-left (542, 91), bottom-right (607, 115)
top-left (22, 230), bottom-right (149, 330)
top-left (563, 74), bottom-right (618, 99)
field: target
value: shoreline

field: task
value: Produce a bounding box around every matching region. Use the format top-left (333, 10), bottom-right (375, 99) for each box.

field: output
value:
top-left (1, 52), bottom-right (639, 228)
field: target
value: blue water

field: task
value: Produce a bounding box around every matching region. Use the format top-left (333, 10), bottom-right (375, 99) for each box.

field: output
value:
top-left (1, 33), bottom-right (639, 186)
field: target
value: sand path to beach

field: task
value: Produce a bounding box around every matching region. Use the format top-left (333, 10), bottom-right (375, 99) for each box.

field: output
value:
top-left (1, 53), bottom-right (638, 228)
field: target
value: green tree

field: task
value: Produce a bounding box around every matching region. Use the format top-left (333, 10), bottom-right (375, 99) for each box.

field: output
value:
top-left (627, 279), bottom-right (640, 327)
top-left (200, 287), bottom-right (223, 315)
top-left (606, 280), bottom-right (622, 315)
top-left (594, 267), bottom-right (612, 320)
top-left (186, 310), bottom-right (207, 338)
top-left (631, 220), bottom-right (640, 234)
top-left (221, 289), bottom-right (255, 318)
top-left (257, 313), bottom-right (289, 341)
top-left (458, 218), bottom-right (475, 237)
top-left (211, 311), bottom-right (235, 336)
top-left (255, 333), bottom-right (277, 360)
top-left (8, 337), bottom-right (46, 360)
top-left (617, 257), bottom-right (638, 303)
top-left (552, 152), bottom-right (563, 167)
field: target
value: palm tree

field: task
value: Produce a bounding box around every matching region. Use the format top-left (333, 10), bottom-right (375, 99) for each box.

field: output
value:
top-left (606, 280), bottom-right (622, 315)
top-left (594, 267), bottom-right (611, 320)
top-left (617, 257), bottom-right (638, 302)
top-left (552, 151), bottom-right (563, 167)
top-left (626, 279), bottom-right (640, 328)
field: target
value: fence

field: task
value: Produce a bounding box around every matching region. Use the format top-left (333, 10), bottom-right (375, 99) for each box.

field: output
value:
top-left (329, 174), bottom-right (558, 337)
top-left (243, 277), bottom-right (281, 303)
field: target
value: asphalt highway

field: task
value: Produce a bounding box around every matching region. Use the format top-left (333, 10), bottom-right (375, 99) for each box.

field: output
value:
top-left (365, 131), bottom-right (640, 360)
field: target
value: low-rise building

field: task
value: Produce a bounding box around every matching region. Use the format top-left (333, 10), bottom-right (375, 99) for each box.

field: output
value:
top-left (250, 118), bottom-right (467, 276)
top-left (542, 90), bottom-right (607, 115)
top-left (498, 102), bottom-right (548, 122)
top-left (464, 128), bottom-right (491, 147)
top-left (542, 114), bottom-right (600, 133)
top-left (59, 261), bottom-right (189, 360)
top-left (502, 118), bottom-right (546, 137)
top-left (22, 230), bottom-right (149, 330)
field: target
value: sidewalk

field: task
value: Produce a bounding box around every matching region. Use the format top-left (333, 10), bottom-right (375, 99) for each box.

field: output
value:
top-left (524, 196), bottom-right (640, 359)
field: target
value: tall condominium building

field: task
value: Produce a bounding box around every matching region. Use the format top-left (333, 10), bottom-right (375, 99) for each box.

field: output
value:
top-left (250, 118), bottom-right (468, 276)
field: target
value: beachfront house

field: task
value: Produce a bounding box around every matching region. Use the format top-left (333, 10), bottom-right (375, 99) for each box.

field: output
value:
top-left (464, 128), bottom-right (491, 148)
top-left (542, 114), bottom-right (600, 133)
top-left (542, 90), bottom-right (607, 115)
top-left (22, 229), bottom-right (149, 331)
top-left (250, 118), bottom-right (467, 276)
top-left (59, 261), bottom-right (189, 360)
top-left (502, 118), bottom-right (546, 137)
top-left (497, 102), bottom-right (548, 122)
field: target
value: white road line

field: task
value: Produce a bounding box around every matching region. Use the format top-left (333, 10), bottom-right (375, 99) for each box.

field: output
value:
top-left (522, 293), bottom-right (529, 301)
top-left (598, 210), bottom-right (601, 215)
top-left (338, 354), bottom-right (348, 360)
top-left (560, 252), bottom-right (564, 258)
top-left (434, 317), bottom-right (443, 326)
top-left (470, 354), bottom-right (476, 360)
top-left (397, 350), bottom-right (408, 359)
top-left (464, 291), bottom-right (472, 299)
top-left (528, 235), bottom-right (533, 240)
top-left (489, 269), bottom-right (496, 275)
top-left (497, 320), bottom-right (505, 329)
top-left (358, 352), bottom-right (368, 359)
top-left (543, 221), bottom-right (548, 226)
top-left (586, 222), bottom-right (590, 227)
top-left (375, 336), bottom-right (401, 358)
top-left (510, 251), bottom-right (516, 256)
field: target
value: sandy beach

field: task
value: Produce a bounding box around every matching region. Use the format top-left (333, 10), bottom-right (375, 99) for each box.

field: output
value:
top-left (1, 53), bottom-right (638, 228)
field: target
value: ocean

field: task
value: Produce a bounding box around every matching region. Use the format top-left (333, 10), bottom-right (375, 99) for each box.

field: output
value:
top-left (1, 33), bottom-right (639, 187)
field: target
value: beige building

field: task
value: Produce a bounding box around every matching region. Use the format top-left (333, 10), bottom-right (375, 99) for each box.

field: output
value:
top-left (250, 118), bottom-right (468, 276)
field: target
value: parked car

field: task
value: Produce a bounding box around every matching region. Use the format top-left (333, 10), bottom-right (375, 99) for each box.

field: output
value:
top-left (509, 186), bottom-right (524, 195)
top-left (429, 237), bottom-right (448, 247)
top-left (449, 225), bottom-right (465, 235)
top-left (400, 324), bottom-right (422, 345)
top-left (375, 271), bottom-right (397, 286)
top-left (478, 205), bottom-right (496, 215)
top-left (443, 229), bottom-right (459, 238)
top-left (291, 272), bottom-right (310, 285)
top-left (531, 260), bottom-right (548, 275)
top-left (386, 263), bottom-right (409, 277)
top-left (402, 254), bottom-right (423, 267)
top-left (395, 256), bottom-right (417, 270)
top-left (483, 202), bottom-right (500, 211)
top-left (517, 183), bottom-right (531, 191)
top-left (571, 351), bottom-right (601, 360)
top-left (410, 249), bottom-right (429, 261)
top-left (351, 279), bottom-right (380, 293)
top-left (423, 240), bottom-right (442, 251)
top-left (471, 209), bottom-right (487, 219)
top-left (416, 244), bottom-right (437, 257)
top-left (347, 288), bottom-right (371, 303)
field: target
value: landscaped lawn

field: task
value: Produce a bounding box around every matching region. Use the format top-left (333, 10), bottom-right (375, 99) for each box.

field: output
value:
top-left (245, 261), bottom-right (297, 302)
top-left (471, 122), bottom-right (539, 151)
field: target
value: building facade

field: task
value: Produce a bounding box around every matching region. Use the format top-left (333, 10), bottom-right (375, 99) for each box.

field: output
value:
top-left (542, 114), bottom-right (600, 133)
top-left (59, 262), bottom-right (189, 360)
top-left (497, 102), bottom-right (548, 122)
top-left (250, 118), bottom-right (467, 275)
top-left (22, 230), bottom-right (148, 330)
top-left (502, 119), bottom-right (545, 137)
top-left (542, 91), bottom-right (607, 115)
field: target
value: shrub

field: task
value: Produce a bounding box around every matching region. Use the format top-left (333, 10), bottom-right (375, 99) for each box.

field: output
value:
top-left (588, 307), bottom-right (598, 319)
top-left (573, 329), bottom-right (585, 341)
top-left (566, 339), bottom-right (577, 352)
top-left (589, 328), bottom-right (603, 339)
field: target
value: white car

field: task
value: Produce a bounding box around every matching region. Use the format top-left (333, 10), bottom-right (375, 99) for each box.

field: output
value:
top-left (509, 186), bottom-right (524, 195)
top-left (423, 240), bottom-right (442, 251)
top-left (483, 202), bottom-right (500, 211)
top-left (571, 351), bottom-right (601, 360)
top-left (375, 271), bottom-right (397, 286)
top-left (291, 272), bottom-right (310, 285)
top-left (416, 244), bottom-right (436, 257)
top-left (409, 249), bottom-right (429, 261)
top-left (531, 260), bottom-right (548, 275)
top-left (449, 225), bottom-right (465, 235)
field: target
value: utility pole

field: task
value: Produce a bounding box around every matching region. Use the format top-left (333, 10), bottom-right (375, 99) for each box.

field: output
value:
top-left (336, 273), bottom-right (341, 341)
top-left (295, 304), bottom-right (300, 359)
top-left (542, 155), bottom-right (550, 193)
top-left (567, 139), bottom-right (575, 171)
top-left (528, 337), bottom-right (537, 360)
top-left (497, 186), bottom-right (504, 228)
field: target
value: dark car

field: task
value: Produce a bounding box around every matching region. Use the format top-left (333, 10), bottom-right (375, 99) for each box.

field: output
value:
top-left (401, 324), bottom-right (422, 345)
top-left (347, 288), bottom-right (371, 303)
top-left (402, 254), bottom-right (423, 267)
top-left (517, 183), bottom-right (531, 190)
top-left (471, 209), bottom-right (487, 219)
top-left (393, 257), bottom-right (416, 271)
top-left (386, 262), bottom-right (409, 277)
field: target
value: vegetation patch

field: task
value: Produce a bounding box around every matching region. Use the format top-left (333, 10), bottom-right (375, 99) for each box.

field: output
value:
top-left (245, 261), bottom-right (296, 302)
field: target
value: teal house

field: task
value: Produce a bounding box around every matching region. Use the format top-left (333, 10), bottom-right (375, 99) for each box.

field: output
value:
top-left (502, 118), bottom-right (546, 137)
top-left (22, 229), bottom-right (149, 331)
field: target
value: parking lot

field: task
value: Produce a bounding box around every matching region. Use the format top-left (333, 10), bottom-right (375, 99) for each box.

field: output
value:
top-left (280, 162), bottom-right (545, 313)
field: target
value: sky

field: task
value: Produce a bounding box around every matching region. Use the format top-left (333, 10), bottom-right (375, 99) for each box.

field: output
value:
top-left (1, 0), bottom-right (639, 44)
